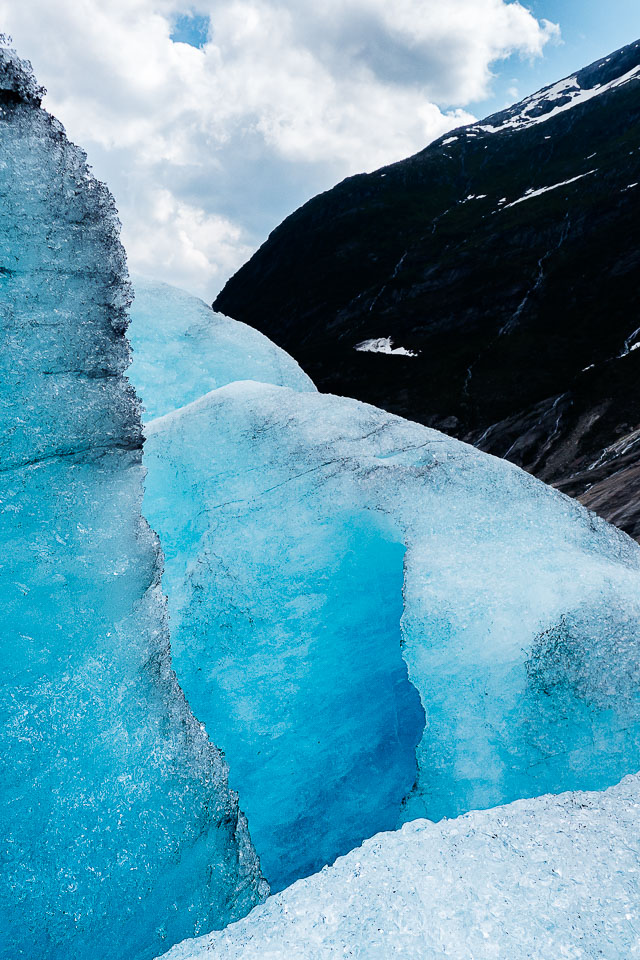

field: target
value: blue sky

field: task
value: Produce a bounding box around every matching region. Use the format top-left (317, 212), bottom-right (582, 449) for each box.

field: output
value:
top-left (2, 1), bottom-right (638, 299)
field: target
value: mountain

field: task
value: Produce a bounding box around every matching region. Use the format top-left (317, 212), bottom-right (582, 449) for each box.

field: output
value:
top-left (214, 40), bottom-right (640, 540)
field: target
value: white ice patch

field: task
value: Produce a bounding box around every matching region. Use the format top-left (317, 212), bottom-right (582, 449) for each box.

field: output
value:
top-left (159, 775), bottom-right (640, 960)
top-left (502, 170), bottom-right (596, 209)
top-left (618, 325), bottom-right (640, 358)
top-left (355, 337), bottom-right (418, 357)
top-left (474, 64), bottom-right (640, 135)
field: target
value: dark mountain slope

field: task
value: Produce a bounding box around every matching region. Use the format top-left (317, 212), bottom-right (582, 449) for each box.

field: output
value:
top-left (215, 40), bottom-right (640, 539)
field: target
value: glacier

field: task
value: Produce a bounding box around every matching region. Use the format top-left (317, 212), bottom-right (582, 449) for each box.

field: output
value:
top-left (6, 33), bottom-right (640, 960)
top-left (0, 41), bottom-right (265, 960)
top-left (132, 281), bottom-right (640, 893)
top-left (159, 773), bottom-right (640, 960)
top-left (127, 276), bottom-right (315, 421)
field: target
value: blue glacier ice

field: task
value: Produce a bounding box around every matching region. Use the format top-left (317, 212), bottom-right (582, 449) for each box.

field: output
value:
top-left (127, 276), bottom-right (314, 421)
top-left (0, 42), bottom-right (265, 960)
top-left (130, 281), bottom-right (422, 889)
top-left (159, 772), bottom-right (640, 960)
top-left (133, 276), bottom-right (640, 893)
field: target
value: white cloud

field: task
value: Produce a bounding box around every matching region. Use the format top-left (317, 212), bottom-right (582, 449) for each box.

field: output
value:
top-left (0, 0), bottom-right (559, 298)
top-left (124, 188), bottom-right (254, 292)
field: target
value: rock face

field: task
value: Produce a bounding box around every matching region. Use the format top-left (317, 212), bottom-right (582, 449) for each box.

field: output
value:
top-left (214, 39), bottom-right (640, 540)
top-left (0, 42), bottom-right (264, 960)
top-left (159, 773), bottom-right (640, 960)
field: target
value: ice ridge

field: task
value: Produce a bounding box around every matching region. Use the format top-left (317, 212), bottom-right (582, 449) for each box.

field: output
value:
top-left (0, 41), bottom-right (265, 960)
top-left (133, 271), bottom-right (640, 895)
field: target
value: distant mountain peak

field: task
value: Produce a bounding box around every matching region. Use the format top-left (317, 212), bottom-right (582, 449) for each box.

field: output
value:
top-left (467, 39), bottom-right (640, 137)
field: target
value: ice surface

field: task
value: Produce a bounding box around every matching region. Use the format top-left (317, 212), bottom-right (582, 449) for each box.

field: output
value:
top-left (127, 276), bottom-right (315, 421)
top-left (0, 43), bottom-right (264, 960)
top-left (0, 34), bottom-right (45, 105)
top-left (144, 390), bottom-right (424, 891)
top-left (159, 773), bottom-right (640, 960)
top-left (142, 371), bottom-right (640, 892)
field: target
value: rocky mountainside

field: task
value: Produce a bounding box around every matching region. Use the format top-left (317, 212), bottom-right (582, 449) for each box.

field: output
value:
top-left (214, 40), bottom-right (640, 539)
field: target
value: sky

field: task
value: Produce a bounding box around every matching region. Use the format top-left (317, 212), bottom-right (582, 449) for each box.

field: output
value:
top-left (2, 1), bottom-right (639, 301)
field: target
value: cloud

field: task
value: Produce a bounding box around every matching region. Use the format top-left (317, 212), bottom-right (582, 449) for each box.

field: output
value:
top-left (123, 187), bottom-right (254, 293)
top-left (0, 0), bottom-right (559, 298)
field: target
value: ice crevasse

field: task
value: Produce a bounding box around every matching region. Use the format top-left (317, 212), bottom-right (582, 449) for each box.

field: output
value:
top-left (0, 42), bottom-right (265, 960)
top-left (130, 281), bottom-right (640, 896)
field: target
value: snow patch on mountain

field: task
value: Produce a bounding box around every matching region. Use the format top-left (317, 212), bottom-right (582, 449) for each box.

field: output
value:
top-left (503, 170), bottom-right (596, 208)
top-left (355, 337), bottom-right (418, 356)
top-left (474, 61), bottom-right (640, 135)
